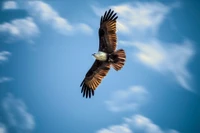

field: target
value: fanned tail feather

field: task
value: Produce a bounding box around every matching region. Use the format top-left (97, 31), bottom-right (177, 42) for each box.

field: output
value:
top-left (112, 49), bottom-right (126, 71)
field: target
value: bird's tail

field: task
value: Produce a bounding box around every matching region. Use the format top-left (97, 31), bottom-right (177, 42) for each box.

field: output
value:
top-left (111, 49), bottom-right (126, 71)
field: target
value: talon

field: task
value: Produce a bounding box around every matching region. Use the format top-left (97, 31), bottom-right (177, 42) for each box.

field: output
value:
top-left (108, 58), bottom-right (114, 62)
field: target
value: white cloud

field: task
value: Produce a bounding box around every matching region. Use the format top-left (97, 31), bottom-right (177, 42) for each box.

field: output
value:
top-left (0, 123), bottom-right (7, 133)
top-left (2, 94), bottom-right (35, 132)
top-left (120, 39), bottom-right (194, 92)
top-left (0, 51), bottom-right (11, 63)
top-left (125, 115), bottom-right (164, 133)
top-left (125, 114), bottom-right (180, 133)
top-left (92, 2), bottom-right (171, 35)
top-left (96, 124), bottom-right (132, 133)
top-left (0, 77), bottom-right (13, 83)
top-left (96, 114), bottom-right (179, 133)
top-left (76, 23), bottom-right (93, 35)
top-left (2, 1), bottom-right (18, 10)
top-left (27, 1), bottom-right (92, 35)
top-left (105, 86), bottom-right (149, 112)
top-left (0, 51), bottom-right (12, 84)
top-left (0, 17), bottom-right (39, 41)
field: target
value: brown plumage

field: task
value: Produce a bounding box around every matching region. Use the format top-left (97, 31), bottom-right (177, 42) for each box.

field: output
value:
top-left (80, 9), bottom-right (126, 98)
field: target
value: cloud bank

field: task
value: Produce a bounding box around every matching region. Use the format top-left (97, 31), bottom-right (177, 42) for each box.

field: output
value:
top-left (96, 114), bottom-right (179, 133)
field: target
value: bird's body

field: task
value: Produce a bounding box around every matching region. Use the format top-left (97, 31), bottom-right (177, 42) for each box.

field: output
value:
top-left (80, 9), bottom-right (126, 98)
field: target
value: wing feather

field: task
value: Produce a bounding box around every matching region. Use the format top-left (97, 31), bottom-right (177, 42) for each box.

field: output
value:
top-left (80, 60), bottom-right (110, 98)
top-left (99, 9), bottom-right (118, 53)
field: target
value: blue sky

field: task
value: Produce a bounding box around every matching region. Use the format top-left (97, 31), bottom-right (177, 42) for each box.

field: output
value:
top-left (0, 0), bottom-right (199, 133)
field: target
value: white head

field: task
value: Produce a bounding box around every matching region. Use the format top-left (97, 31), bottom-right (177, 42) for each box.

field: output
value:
top-left (92, 51), bottom-right (107, 61)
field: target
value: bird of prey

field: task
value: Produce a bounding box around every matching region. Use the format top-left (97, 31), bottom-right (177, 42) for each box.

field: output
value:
top-left (80, 9), bottom-right (126, 98)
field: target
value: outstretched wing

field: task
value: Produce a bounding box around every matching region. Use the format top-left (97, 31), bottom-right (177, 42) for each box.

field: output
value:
top-left (80, 60), bottom-right (110, 98)
top-left (99, 9), bottom-right (118, 53)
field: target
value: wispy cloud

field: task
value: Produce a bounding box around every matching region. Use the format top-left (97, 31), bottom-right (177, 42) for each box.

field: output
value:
top-left (2, 1), bottom-right (18, 10)
top-left (96, 114), bottom-right (179, 133)
top-left (0, 77), bottom-right (13, 83)
top-left (0, 51), bottom-right (11, 63)
top-left (105, 86), bottom-right (149, 112)
top-left (2, 93), bottom-right (35, 132)
top-left (125, 114), bottom-right (179, 133)
top-left (0, 123), bottom-right (7, 133)
top-left (0, 52), bottom-right (12, 84)
top-left (0, 17), bottom-right (39, 41)
top-left (120, 39), bottom-right (195, 92)
top-left (92, 2), bottom-right (172, 35)
top-left (96, 124), bottom-right (132, 133)
top-left (27, 1), bottom-right (93, 35)
top-left (76, 23), bottom-right (93, 35)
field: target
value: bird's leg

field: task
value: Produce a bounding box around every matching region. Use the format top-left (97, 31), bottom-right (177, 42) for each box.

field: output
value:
top-left (108, 57), bottom-right (114, 62)
top-left (107, 54), bottom-right (114, 63)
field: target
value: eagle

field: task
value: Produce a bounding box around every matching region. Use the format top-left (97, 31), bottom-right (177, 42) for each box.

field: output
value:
top-left (80, 9), bottom-right (126, 98)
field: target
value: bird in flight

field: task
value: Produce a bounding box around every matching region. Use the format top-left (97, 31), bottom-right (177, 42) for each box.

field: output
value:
top-left (80, 9), bottom-right (126, 98)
